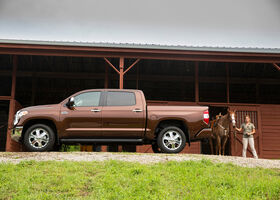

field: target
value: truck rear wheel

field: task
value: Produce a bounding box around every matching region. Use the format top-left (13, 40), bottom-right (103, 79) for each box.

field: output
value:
top-left (157, 126), bottom-right (186, 153)
top-left (23, 124), bottom-right (55, 152)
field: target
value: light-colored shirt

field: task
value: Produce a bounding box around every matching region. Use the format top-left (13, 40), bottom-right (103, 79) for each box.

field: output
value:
top-left (241, 123), bottom-right (255, 138)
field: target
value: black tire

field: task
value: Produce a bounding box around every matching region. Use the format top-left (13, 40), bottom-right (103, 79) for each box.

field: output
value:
top-left (23, 124), bottom-right (55, 152)
top-left (157, 126), bottom-right (186, 153)
top-left (151, 143), bottom-right (162, 153)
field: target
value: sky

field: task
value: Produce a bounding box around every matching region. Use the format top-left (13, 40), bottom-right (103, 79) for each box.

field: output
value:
top-left (0, 0), bottom-right (280, 49)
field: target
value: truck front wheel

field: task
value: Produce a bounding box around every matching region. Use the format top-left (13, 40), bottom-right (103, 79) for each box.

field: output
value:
top-left (23, 124), bottom-right (55, 152)
top-left (157, 126), bottom-right (186, 153)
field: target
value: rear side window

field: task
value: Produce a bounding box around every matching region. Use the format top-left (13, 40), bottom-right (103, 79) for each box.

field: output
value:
top-left (74, 92), bottom-right (101, 107)
top-left (106, 92), bottom-right (136, 106)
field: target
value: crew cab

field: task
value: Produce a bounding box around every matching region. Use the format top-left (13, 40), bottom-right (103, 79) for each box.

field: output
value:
top-left (12, 89), bottom-right (211, 153)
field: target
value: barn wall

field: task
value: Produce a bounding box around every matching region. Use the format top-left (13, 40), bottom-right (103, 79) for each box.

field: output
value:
top-left (260, 105), bottom-right (280, 159)
top-left (136, 142), bottom-right (201, 154)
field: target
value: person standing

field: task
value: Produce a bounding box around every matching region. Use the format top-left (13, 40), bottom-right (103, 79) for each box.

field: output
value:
top-left (236, 115), bottom-right (258, 159)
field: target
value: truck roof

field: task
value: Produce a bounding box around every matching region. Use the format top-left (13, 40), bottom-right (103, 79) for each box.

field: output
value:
top-left (78, 89), bottom-right (142, 93)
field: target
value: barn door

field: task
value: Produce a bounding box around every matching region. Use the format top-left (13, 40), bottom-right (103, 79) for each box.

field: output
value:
top-left (229, 106), bottom-right (261, 158)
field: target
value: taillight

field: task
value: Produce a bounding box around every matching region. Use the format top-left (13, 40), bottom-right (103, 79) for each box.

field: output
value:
top-left (203, 110), bottom-right (209, 124)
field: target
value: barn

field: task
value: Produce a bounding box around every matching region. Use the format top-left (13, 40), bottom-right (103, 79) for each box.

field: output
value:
top-left (0, 0), bottom-right (280, 158)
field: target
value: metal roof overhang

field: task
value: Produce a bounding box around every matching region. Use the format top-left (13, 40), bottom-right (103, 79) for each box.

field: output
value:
top-left (0, 41), bottom-right (280, 63)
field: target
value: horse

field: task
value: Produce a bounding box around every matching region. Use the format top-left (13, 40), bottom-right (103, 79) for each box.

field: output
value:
top-left (208, 113), bottom-right (223, 155)
top-left (212, 109), bottom-right (236, 155)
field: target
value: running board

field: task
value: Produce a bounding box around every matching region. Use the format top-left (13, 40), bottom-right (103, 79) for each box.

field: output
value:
top-left (60, 138), bottom-right (144, 145)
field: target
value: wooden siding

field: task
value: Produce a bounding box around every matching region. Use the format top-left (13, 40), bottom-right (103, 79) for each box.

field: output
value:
top-left (260, 105), bottom-right (280, 159)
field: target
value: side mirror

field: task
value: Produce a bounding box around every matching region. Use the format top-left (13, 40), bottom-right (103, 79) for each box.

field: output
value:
top-left (66, 97), bottom-right (75, 108)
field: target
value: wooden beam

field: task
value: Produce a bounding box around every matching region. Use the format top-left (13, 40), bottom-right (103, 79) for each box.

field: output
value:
top-left (272, 63), bottom-right (280, 71)
top-left (1, 43), bottom-right (280, 63)
top-left (119, 57), bottom-right (124, 89)
top-left (123, 59), bottom-right (140, 74)
top-left (6, 99), bottom-right (16, 151)
top-left (0, 69), bottom-right (280, 84)
top-left (104, 58), bottom-right (120, 74)
top-left (0, 96), bottom-right (12, 100)
top-left (6, 55), bottom-right (18, 151)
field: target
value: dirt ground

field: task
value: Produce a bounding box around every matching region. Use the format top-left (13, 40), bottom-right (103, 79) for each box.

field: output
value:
top-left (1, 152), bottom-right (280, 169)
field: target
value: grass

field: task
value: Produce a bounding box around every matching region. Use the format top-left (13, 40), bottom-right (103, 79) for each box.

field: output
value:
top-left (0, 159), bottom-right (279, 200)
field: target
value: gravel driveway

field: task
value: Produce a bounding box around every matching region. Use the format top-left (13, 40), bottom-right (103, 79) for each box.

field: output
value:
top-left (0, 152), bottom-right (279, 169)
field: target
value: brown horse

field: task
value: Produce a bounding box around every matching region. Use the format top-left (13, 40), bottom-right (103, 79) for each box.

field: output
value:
top-left (212, 109), bottom-right (236, 155)
top-left (208, 113), bottom-right (222, 155)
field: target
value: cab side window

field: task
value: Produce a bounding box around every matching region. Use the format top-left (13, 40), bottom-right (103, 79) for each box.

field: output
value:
top-left (106, 92), bottom-right (136, 106)
top-left (74, 92), bottom-right (101, 107)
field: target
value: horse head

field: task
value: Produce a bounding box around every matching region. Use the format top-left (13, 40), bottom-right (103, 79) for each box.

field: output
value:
top-left (228, 109), bottom-right (237, 138)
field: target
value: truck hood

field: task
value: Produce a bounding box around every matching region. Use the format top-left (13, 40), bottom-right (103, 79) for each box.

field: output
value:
top-left (21, 104), bottom-right (60, 111)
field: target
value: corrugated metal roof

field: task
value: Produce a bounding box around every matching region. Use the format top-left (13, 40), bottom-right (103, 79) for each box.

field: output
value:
top-left (1, 39), bottom-right (280, 54)
top-left (0, 0), bottom-right (280, 54)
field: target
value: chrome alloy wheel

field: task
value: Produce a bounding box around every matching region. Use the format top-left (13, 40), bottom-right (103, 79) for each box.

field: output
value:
top-left (162, 130), bottom-right (182, 150)
top-left (28, 128), bottom-right (50, 149)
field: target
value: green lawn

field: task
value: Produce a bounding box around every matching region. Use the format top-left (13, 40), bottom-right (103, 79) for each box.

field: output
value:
top-left (0, 160), bottom-right (279, 200)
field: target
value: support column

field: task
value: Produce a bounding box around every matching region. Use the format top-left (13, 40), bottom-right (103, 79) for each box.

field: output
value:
top-left (6, 55), bottom-right (21, 152)
top-left (104, 57), bottom-right (140, 90)
top-left (195, 62), bottom-right (199, 103)
top-left (119, 57), bottom-right (124, 89)
top-left (118, 58), bottom-right (124, 152)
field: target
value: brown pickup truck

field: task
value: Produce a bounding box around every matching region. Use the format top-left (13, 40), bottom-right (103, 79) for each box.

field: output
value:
top-left (12, 89), bottom-right (211, 153)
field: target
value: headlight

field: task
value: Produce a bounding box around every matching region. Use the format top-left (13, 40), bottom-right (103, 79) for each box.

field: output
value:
top-left (13, 110), bottom-right (28, 126)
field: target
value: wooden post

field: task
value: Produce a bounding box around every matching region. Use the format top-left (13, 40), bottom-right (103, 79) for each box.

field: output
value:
top-left (272, 63), bottom-right (280, 71)
top-left (226, 63), bottom-right (230, 103)
top-left (6, 55), bottom-right (20, 151)
top-left (119, 57), bottom-right (124, 89)
top-left (104, 57), bottom-right (139, 90)
top-left (195, 62), bottom-right (199, 103)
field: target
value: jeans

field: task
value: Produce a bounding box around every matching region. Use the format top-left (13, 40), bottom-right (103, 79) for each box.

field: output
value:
top-left (242, 137), bottom-right (258, 159)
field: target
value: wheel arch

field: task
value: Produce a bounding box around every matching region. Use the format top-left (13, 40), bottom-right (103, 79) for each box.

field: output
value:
top-left (22, 118), bottom-right (59, 144)
top-left (155, 119), bottom-right (190, 145)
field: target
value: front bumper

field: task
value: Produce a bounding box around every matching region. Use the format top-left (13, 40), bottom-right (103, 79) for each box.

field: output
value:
top-left (11, 126), bottom-right (23, 142)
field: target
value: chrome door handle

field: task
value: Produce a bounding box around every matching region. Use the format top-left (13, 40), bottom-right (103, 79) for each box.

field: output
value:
top-left (132, 109), bottom-right (142, 112)
top-left (91, 109), bottom-right (101, 112)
